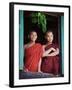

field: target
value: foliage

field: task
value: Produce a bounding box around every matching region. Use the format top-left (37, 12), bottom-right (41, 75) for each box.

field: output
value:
top-left (31, 12), bottom-right (47, 33)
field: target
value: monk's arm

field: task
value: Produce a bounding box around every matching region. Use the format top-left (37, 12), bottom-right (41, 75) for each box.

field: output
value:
top-left (48, 48), bottom-right (59, 56)
top-left (42, 48), bottom-right (56, 57)
top-left (38, 58), bottom-right (42, 72)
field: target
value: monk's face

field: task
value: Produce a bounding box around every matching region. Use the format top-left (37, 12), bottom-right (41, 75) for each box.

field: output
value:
top-left (46, 32), bottom-right (53, 43)
top-left (30, 32), bottom-right (37, 42)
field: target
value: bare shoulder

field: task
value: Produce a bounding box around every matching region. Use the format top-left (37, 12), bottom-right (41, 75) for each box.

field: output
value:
top-left (42, 45), bottom-right (46, 48)
top-left (24, 44), bottom-right (28, 49)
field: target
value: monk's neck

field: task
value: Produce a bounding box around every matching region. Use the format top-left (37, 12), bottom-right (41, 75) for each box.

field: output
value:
top-left (47, 42), bottom-right (52, 45)
top-left (29, 41), bottom-right (35, 45)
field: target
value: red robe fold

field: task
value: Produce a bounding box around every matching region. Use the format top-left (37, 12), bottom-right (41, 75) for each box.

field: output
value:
top-left (41, 43), bottom-right (60, 75)
top-left (24, 43), bottom-right (43, 72)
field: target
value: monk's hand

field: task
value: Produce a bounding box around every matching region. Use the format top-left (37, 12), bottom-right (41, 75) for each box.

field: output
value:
top-left (51, 47), bottom-right (56, 52)
top-left (24, 68), bottom-right (29, 72)
top-left (38, 70), bottom-right (43, 73)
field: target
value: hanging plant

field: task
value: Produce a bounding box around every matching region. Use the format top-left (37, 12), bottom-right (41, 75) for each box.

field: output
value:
top-left (30, 12), bottom-right (47, 33)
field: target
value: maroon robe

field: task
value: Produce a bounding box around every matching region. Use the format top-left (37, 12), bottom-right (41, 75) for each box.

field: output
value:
top-left (41, 43), bottom-right (59, 75)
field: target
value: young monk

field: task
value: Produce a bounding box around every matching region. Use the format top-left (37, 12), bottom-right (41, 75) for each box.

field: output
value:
top-left (41, 30), bottom-right (60, 75)
top-left (24, 31), bottom-right (54, 72)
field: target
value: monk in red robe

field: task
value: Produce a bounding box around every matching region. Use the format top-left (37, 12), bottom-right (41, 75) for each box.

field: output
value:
top-left (24, 31), bottom-right (42, 72)
top-left (41, 31), bottom-right (60, 75)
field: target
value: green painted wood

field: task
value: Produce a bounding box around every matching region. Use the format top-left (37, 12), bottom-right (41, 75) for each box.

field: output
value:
top-left (19, 11), bottom-right (24, 70)
top-left (61, 16), bottom-right (64, 74)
